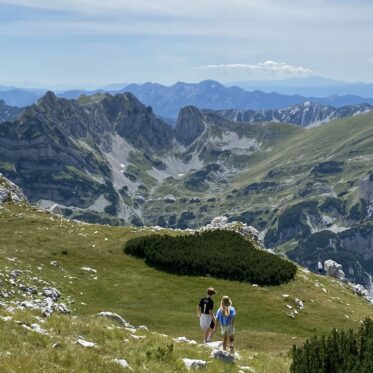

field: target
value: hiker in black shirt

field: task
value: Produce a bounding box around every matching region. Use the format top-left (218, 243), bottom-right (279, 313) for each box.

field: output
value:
top-left (196, 287), bottom-right (217, 343)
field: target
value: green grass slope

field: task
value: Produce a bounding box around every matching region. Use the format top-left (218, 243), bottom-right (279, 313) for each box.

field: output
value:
top-left (1, 203), bottom-right (373, 372)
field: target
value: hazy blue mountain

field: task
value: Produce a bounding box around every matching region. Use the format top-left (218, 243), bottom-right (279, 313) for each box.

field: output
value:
top-left (227, 76), bottom-right (373, 97)
top-left (0, 88), bottom-right (45, 107)
top-left (121, 80), bottom-right (373, 118)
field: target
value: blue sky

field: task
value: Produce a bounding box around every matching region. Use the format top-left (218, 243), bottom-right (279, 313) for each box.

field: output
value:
top-left (0, 0), bottom-right (373, 88)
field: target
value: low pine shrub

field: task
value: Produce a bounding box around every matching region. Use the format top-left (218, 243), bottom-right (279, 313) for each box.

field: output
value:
top-left (124, 230), bottom-right (296, 285)
top-left (291, 319), bottom-right (373, 373)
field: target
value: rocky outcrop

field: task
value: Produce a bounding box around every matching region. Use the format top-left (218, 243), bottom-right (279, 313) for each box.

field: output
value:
top-left (175, 106), bottom-right (205, 146)
top-left (200, 216), bottom-right (265, 249)
top-left (324, 260), bottom-right (345, 280)
top-left (0, 174), bottom-right (27, 203)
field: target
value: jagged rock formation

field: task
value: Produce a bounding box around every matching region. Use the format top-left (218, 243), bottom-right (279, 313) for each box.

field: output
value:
top-left (0, 100), bottom-right (23, 123)
top-left (214, 101), bottom-right (372, 127)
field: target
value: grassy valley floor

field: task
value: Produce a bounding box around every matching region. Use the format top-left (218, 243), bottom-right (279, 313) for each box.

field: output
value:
top-left (1, 203), bottom-right (373, 372)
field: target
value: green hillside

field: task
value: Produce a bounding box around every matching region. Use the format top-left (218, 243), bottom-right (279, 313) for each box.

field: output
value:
top-left (1, 202), bottom-right (373, 372)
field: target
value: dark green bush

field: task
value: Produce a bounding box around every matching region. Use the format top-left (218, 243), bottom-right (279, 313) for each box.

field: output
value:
top-left (291, 319), bottom-right (373, 373)
top-left (124, 230), bottom-right (297, 285)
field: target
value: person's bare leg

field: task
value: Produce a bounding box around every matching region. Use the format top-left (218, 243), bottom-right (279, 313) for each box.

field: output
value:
top-left (229, 335), bottom-right (234, 353)
top-left (208, 327), bottom-right (215, 342)
top-left (204, 328), bottom-right (209, 343)
top-left (223, 332), bottom-right (228, 351)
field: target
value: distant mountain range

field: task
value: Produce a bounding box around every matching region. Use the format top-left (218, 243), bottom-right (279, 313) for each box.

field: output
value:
top-left (120, 80), bottom-right (373, 118)
top-left (227, 76), bottom-right (373, 97)
top-left (1, 80), bottom-right (373, 119)
top-left (212, 101), bottom-right (372, 127)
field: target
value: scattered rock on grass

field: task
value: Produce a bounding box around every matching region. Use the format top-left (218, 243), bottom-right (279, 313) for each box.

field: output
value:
top-left (182, 358), bottom-right (207, 369)
top-left (113, 358), bottom-right (133, 370)
top-left (295, 298), bottom-right (304, 310)
top-left (76, 336), bottom-right (96, 348)
top-left (81, 267), bottom-right (97, 273)
top-left (97, 311), bottom-right (135, 329)
top-left (211, 349), bottom-right (235, 364)
top-left (174, 336), bottom-right (197, 345)
top-left (43, 287), bottom-right (60, 301)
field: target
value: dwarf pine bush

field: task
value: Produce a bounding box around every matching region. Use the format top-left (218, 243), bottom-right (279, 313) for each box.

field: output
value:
top-left (291, 319), bottom-right (373, 373)
top-left (124, 230), bottom-right (296, 285)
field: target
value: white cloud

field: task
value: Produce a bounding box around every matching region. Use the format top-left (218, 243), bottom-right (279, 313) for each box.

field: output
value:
top-left (199, 61), bottom-right (314, 77)
top-left (0, 0), bottom-right (266, 17)
top-left (368, 58), bottom-right (373, 63)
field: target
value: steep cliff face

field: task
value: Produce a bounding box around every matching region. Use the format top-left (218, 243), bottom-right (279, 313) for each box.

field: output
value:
top-left (175, 106), bottom-right (205, 146)
top-left (360, 174), bottom-right (373, 217)
top-left (340, 224), bottom-right (373, 261)
top-left (99, 93), bottom-right (174, 151)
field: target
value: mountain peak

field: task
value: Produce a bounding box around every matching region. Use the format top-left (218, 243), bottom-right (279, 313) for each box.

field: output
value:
top-left (40, 90), bottom-right (58, 104)
top-left (175, 106), bottom-right (205, 146)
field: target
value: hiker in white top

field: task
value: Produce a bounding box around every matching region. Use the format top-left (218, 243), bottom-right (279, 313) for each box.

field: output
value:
top-left (318, 261), bottom-right (323, 274)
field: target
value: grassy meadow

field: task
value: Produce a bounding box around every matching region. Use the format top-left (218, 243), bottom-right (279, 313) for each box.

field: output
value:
top-left (1, 202), bottom-right (373, 372)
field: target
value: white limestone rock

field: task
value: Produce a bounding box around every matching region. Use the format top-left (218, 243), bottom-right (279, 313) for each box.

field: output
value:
top-left (113, 358), bottom-right (133, 370)
top-left (174, 336), bottom-right (197, 345)
top-left (49, 204), bottom-right (63, 215)
top-left (57, 303), bottom-right (70, 314)
top-left (0, 174), bottom-right (27, 203)
top-left (182, 358), bottom-right (208, 369)
top-left (164, 194), bottom-right (176, 203)
top-left (81, 267), bottom-right (97, 273)
top-left (324, 260), bottom-right (345, 280)
top-left (211, 349), bottom-right (235, 364)
top-left (97, 311), bottom-right (135, 329)
top-left (43, 287), bottom-right (60, 301)
top-left (352, 284), bottom-right (369, 297)
top-left (295, 298), bottom-right (304, 310)
top-left (76, 336), bottom-right (96, 348)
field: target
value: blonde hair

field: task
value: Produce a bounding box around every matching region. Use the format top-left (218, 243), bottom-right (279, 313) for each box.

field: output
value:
top-left (220, 296), bottom-right (232, 317)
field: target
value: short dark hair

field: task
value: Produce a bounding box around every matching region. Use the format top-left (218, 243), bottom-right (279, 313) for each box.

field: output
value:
top-left (207, 287), bottom-right (216, 296)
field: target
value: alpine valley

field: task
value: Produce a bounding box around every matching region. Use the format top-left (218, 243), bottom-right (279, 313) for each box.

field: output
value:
top-left (0, 90), bottom-right (372, 287)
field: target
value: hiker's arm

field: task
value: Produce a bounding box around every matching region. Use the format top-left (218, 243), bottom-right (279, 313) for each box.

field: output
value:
top-left (213, 318), bottom-right (219, 331)
top-left (196, 306), bottom-right (201, 317)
